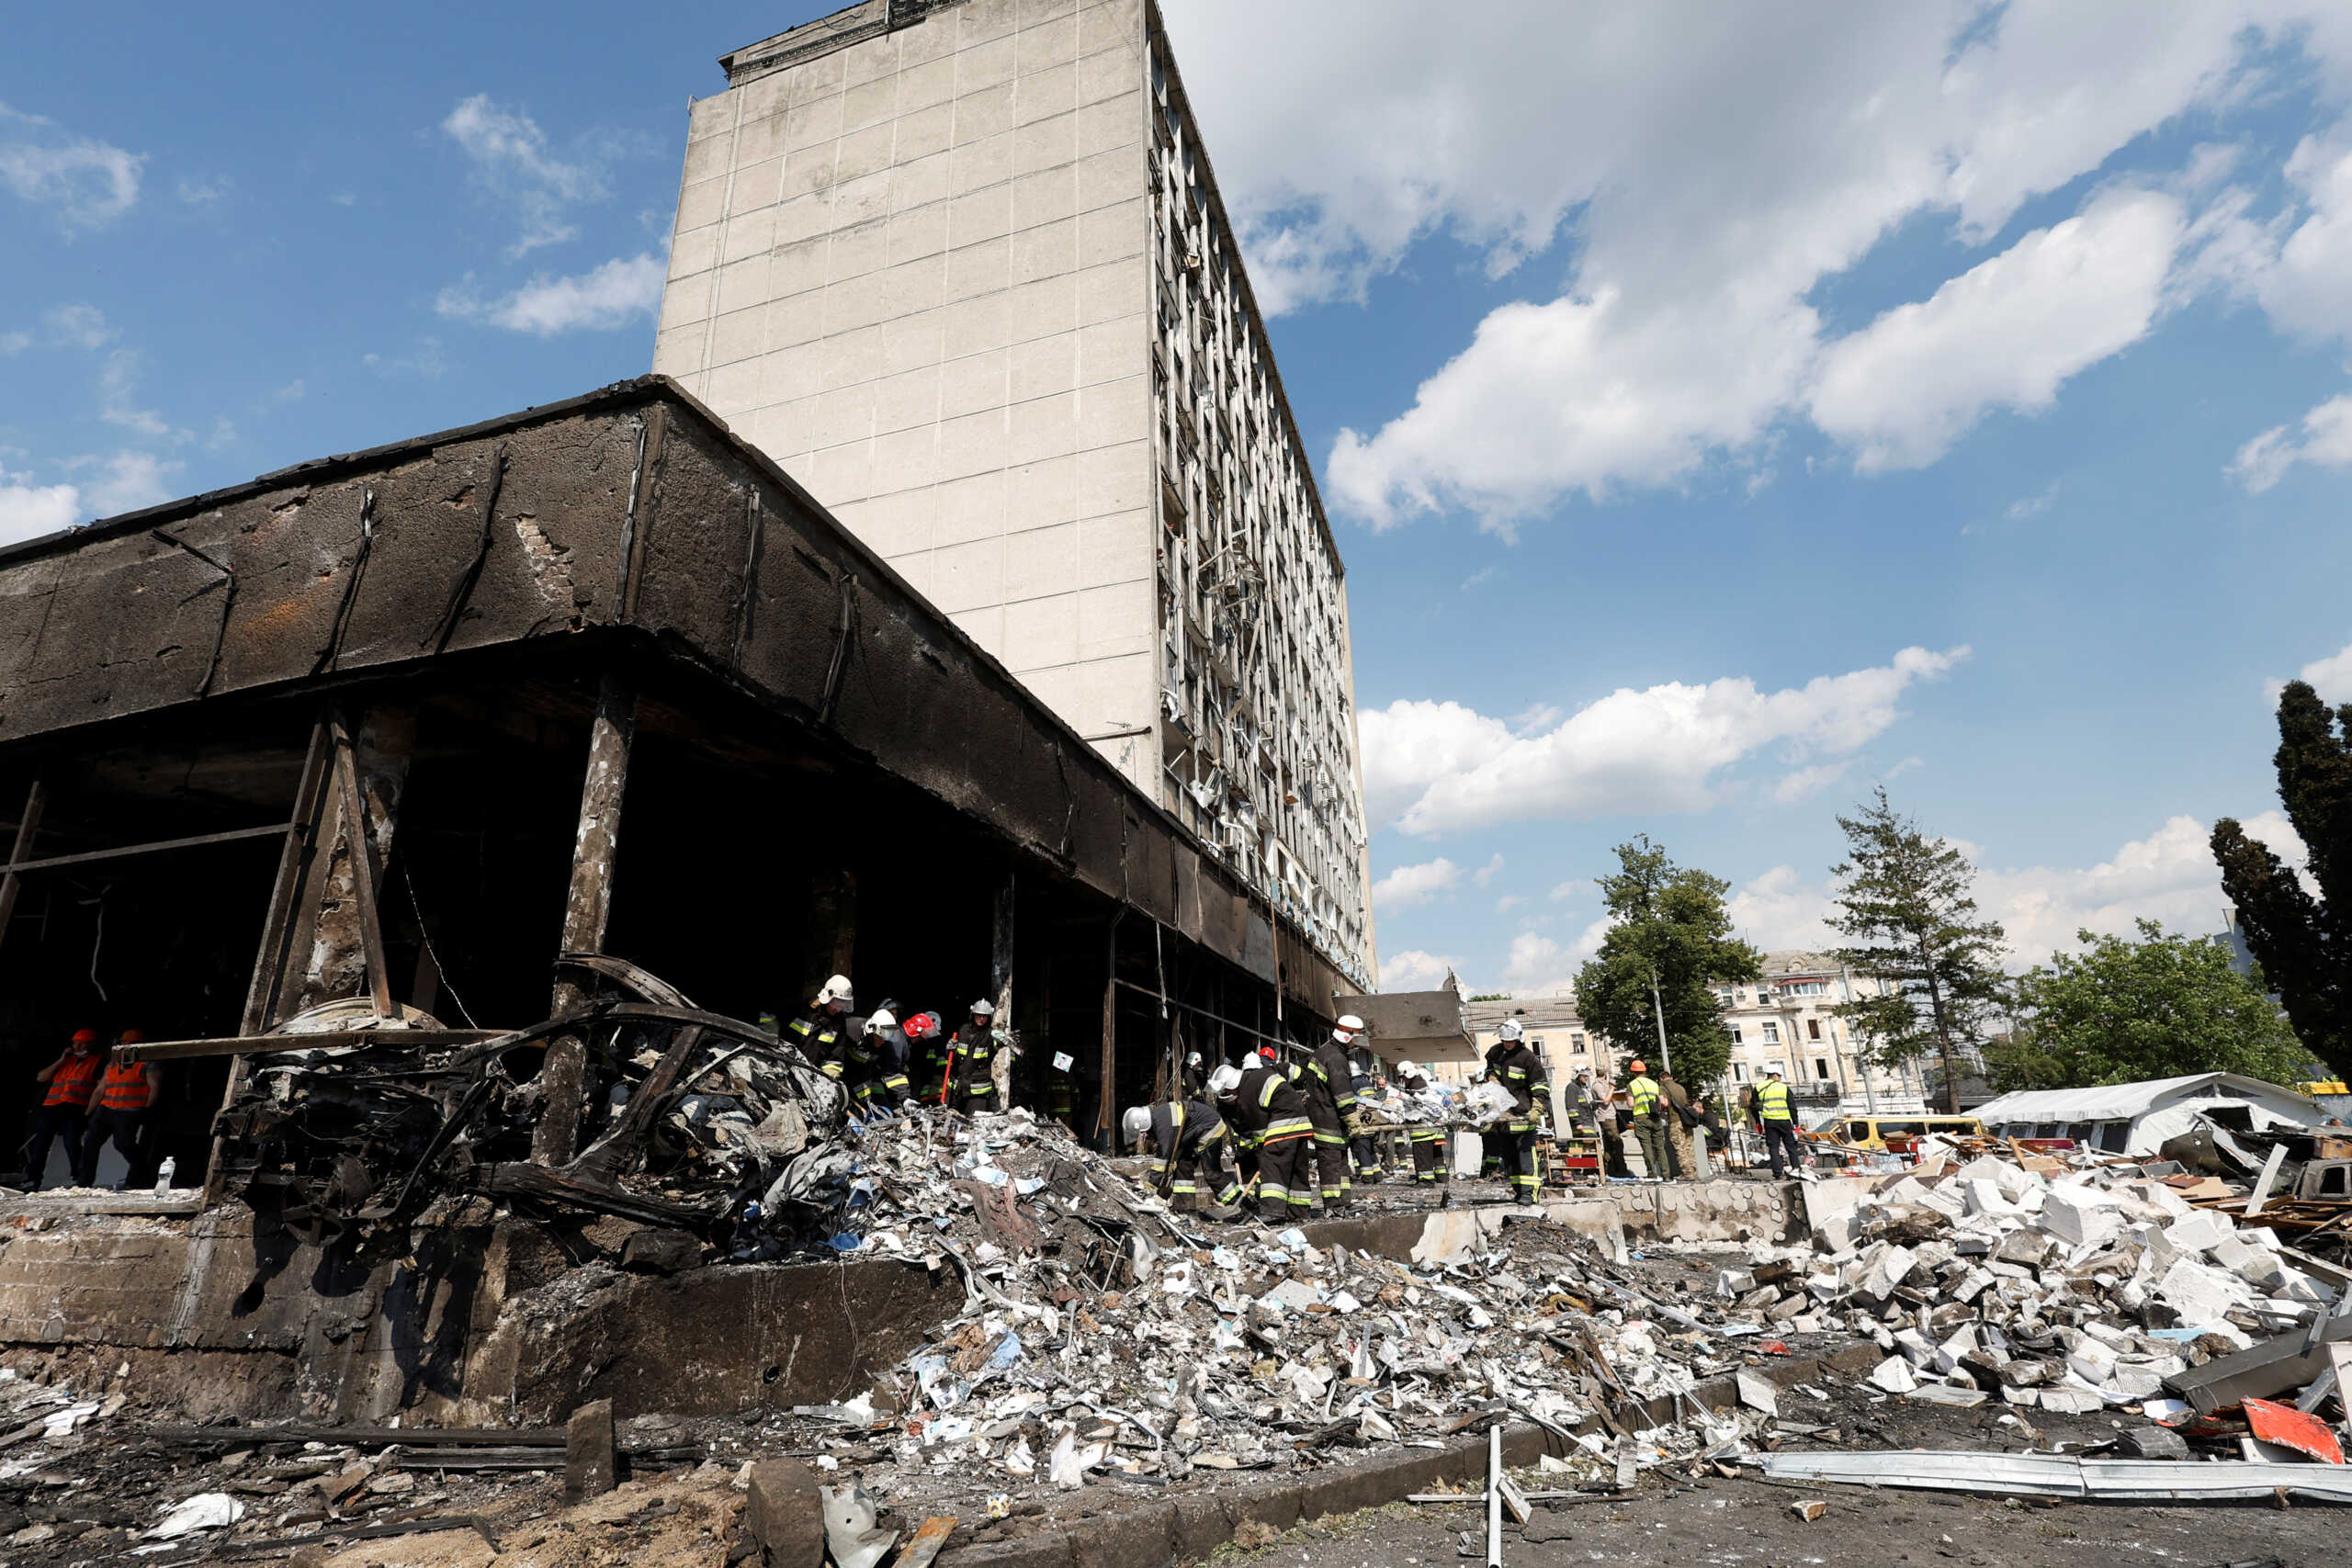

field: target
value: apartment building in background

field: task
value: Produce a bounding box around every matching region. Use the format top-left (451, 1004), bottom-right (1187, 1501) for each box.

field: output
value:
top-left (1714, 951), bottom-right (1931, 1116)
top-left (651, 0), bottom-right (1374, 988)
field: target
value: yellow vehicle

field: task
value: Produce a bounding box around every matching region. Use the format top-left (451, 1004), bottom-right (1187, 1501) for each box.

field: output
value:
top-left (1824, 1115), bottom-right (1985, 1151)
top-left (2297, 1080), bottom-right (2348, 1097)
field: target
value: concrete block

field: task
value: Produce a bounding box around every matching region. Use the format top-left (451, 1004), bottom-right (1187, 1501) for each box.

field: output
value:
top-left (2038, 1188), bottom-right (2122, 1249)
top-left (1064, 1502), bottom-right (1173, 1568)
top-left (2155, 1258), bottom-right (2244, 1327)
top-left (744, 1458), bottom-right (826, 1568)
top-left (565, 1397), bottom-right (616, 1501)
top-left (1168, 1494), bottom-right (1231, 1563)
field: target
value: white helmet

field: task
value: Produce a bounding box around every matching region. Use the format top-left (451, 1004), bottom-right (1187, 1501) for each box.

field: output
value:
top-left (1207, 1064), bottom-right (1242, 1098)
top-left (1497, 1019), bottom-right (1523, 1043)
top-left (1186, 1050), bottom-right (1203, 1069)
top-left (817, 975), bottom-right (854, 1008)
top-left (1122, 1107), bottom-right (1153, 1141)
top-left (1332, 1012), bottom-right (1365, 1043)
top-left (970, 998), bottom-right (997, 1018)
top-left (866, 1010), bottom-right (897, 1031)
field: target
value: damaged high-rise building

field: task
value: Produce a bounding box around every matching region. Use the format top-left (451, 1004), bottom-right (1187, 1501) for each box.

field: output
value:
top-left (652, 0), bottom-right (1374, 990)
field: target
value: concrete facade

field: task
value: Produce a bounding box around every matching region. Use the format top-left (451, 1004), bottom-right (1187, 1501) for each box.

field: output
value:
top-left (652, 0), bottom-right (1373, 989)
top-left (1714, 951), bottom-right (1932, 1117)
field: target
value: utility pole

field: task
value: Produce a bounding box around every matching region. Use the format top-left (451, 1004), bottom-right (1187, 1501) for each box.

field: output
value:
top-left (1648, 966), bottom-right (1672, 1074)
top-left (1841, 965), bottom-right (1879, 1117)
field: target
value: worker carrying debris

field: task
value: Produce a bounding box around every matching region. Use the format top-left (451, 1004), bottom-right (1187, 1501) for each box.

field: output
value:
top-left (1290, 1017), bottom-right (1363, 1211)
top-left (948, 1000), bottom-right (1002, 1114)
top-left (1751, 1066), bottom-right (1804, 1179)
top-left (1482, 1019), bottom-right (1550, 1205)
top-left (1626, 1058), bottom-right (1668, 1181)
top-left (1121, 1096), bottom-right (1241, 1213)
top-left (786, 975), bottom-right (856, 1087)
top-left (1349, 1064), bottom-right (1386, 1183)
top-left (78, 1031), bottom-right (158, 1190)
top-left (21, 1027), bottom-right (104, 1190)
top-left (1394, 1061), bottom-right (1452, 1192)
top-left (1219, 1052), bottom-right (1316, 1217)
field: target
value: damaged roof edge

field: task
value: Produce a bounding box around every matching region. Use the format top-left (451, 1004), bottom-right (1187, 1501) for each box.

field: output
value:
top-left (0, 373), bottom-right (1359, 1008)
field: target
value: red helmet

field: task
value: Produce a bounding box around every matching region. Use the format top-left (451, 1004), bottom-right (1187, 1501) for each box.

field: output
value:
top-left (117, 1029), bottom-right (145, 1045)
top-left (904, 1011), bottom-right (942, 1040)
top-left (71, 1028), bottom-right (100, 1045)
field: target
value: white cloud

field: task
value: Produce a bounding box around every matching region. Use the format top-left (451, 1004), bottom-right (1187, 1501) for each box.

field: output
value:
top-left (1471, 853), bottom-right (1504, 886)
top-left (0, 451), bottom-right (177, 544)
top-left (1379, 949), bottom-right (1458, 992)
top-left (0, 101), bottom-right (142, 229)
top-left (45, 303), bottom-right (115, 349)
top-left (2254, 115), bottom-right (2352, 344)
top-left (1727, 808), bottom-right (2313, 969)
top-left (1808, 189), bottom-right (2186, 472)
top-left (436, 254), bottom-right (665, 336)
top-left (1547, 880), bottom-right (1581, 903)
top-left (0, 465), bottom-right (81, 544)
top-left (1362, 645), bottom-right (1965, 835)
top-left (96, 351), bottom-right (185, 441)
top-left (1497, 921), bottom-right (1608, 998)
top-left (2228, 392), bottom-right (2352, 492)
top-left (0, 330), bottom-right (25, 355)
top-left (2004, 484), bottom-right (2060, 521)
top-left (2301, 640), bottom-right (2352, 704)
top-left (1159, 2), bottom-right (2309, 526)
top-left (1771, 762), bottom-right (1850, 804)
top-left (1494, 895), bottom-right (1525, 913)
top-left (442, 95), bottom-right (605, 258)
top-left (1369, 856), bottom-right (1462, 911)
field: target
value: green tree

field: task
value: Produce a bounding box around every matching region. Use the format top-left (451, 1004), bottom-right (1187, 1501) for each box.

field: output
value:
top-left (1990, 919), bottom-right (2315, 1090)
top-left (2211, 680), bottom-right (2352, 1077)
top-left (1573, 838), bottom-right (1761, 1087)
top-left (1827, 788), bottom-right (2010, 1113)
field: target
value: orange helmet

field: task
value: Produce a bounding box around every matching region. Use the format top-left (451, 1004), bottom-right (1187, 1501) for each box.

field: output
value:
top-left (118, 1029), bottom-right (145, 1044)
top-left (1628, 1060), bottom-right (1646, 1074)
top-left (71, 1028), bottom-right (101, 1045)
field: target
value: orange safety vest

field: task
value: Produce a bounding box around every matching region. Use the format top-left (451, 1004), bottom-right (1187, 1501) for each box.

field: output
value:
top-left (96, 1061), bottom-right (153, 1111)
top-left (44, 1053), bottom-right (101, 1109)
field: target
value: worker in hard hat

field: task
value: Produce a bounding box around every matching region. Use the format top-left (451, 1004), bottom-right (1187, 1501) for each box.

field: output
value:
top-left (904, 1011), bottom-right (951, 1104)
top-left (948, 999), bottom-right (1002, 1113)
top-left (22, 1028), bottom-right (105, 1190)
top-left (1348, 1059), bottom-right (1386, 1185)
top-left (1625, 1059), bottom-right (1668, 1183)
top-left (1181, 1049), bottom-right (1206, 1099)
top-left (1287, 1017), bottom-right (1362, 1211)
top-left (1752, 1066), bottom-right (1804, 1180)
top-left (855, 1009), bottom-right (915, 1113)
top-left (783, 975), bottom-right (855, 1083)
top-left (1481, 1019), bottom-right (1550, 1205)
top-left (1394, 1061), bottom-right (1452, 1196)
top-left (1123, 1096), bottom-right (1241, 1214)
top-left (78, 1031), bottom-right (160, 1189)
top-left (1219, 1054), bottom-right (1314, 1218)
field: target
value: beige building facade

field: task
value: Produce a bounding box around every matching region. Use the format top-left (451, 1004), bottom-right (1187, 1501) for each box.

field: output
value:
top-left (1714, 951), bottom-right (1931, 1118)
top-left (651, 0), bottom-right (1373, 989)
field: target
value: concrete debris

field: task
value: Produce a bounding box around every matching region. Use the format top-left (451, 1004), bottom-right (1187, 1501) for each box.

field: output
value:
top-left (1759, 1448), bottom-right (2352, 1503)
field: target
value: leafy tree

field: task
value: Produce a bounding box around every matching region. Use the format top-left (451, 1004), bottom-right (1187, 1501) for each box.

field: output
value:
top-left (1467, 993), bottom-right (1513, 1002)
top-left (1827, 788), bottom-right (2009, 1113)
top-left (1989, 919), bottom-right (2315, 1091)
top-left (1573, 838), bottom-right (1761, 1087)
top-left (2212, 680), bottom-right (2352, 1077)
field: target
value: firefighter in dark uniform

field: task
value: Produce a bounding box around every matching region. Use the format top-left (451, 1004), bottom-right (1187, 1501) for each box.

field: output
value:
top-left (905, 1012), bottom-right (951, 1104)
top-left (1220, 1051), bottom-right (1315, 1218)
top-left (1349, 1065), bottom-right (1386, 1183)
top-left (1395, 1062), bottom-right (1452, 1192)
top-left (1123, 1097), bottom-right (1242, 1213)
top-left (783, 975), bottom-right (855, 1082)
top-left (1292, 1017), bottom-right (1363, 1211)
top-left (1483, 1019), bottom-right (1550, 1205)
top-left (948, 999), bottom-right (1002, 1113)
top-left (858, 1009), bottom-right (915, 1111)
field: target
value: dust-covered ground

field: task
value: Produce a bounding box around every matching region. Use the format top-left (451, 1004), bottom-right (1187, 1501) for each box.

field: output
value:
top-left (1221, 1486), bottom-right (2335, 1568)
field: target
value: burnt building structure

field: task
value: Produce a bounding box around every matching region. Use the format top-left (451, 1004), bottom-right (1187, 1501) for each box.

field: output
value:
top-left (0, 377), bottom-right (1357, 1183)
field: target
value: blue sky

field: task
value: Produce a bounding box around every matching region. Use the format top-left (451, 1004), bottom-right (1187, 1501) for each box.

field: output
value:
top-left (6, 2), bottom-right (2352, 998)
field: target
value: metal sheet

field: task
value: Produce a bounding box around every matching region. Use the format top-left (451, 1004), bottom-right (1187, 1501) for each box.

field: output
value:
top-left (1759, 1450), bottom-right (2352, 1504)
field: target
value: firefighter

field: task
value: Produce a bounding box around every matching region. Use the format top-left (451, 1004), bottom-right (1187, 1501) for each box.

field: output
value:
top-left (1625, 1059), bottom-right (1668, 1182)
top-left (1123, 1097), bottom-right (1241, 1213)
top-left (1220, 1052), bottom-right (1315, 1219)
top-left (904, 1012), bottom-right (951, 1104)
top-left (948, 999), bottom-right (1002, 1113)
top-left (1291, 1017), bottom-right (1362, 1211)
top-left (1181, 1050), bottom-right (1206, 1098)
top-left (22, 1028), bottom-right (104, 1190)
top-left (79, 1032), bottom-right (159, 1189)
top-left (1394, 1062), bottom-right (1452, 1194)
top-left (857, 1010), bottom-right (915, 1112)
top-left (1349, 1064), bottom-right (1386, 1183)
top-left (1482, 1020), bottom-right (1550, 1206)
top-left (783, 975), bottom-right (855, 1085)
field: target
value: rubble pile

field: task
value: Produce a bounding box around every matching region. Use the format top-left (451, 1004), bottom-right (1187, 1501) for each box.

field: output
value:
top-left (1748, 1149), bottom-right (2334, 1415)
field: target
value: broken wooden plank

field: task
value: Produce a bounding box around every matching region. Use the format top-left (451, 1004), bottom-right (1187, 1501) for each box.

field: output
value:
top-left (896, 1516), bottom-right (959, 1568)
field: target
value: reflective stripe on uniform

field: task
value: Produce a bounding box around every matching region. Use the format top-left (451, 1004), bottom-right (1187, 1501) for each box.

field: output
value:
top-left (1628, 1076), bottom-right (1660, 1115)
top-left (1262, 1115), bottom-right (1314, 1143)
